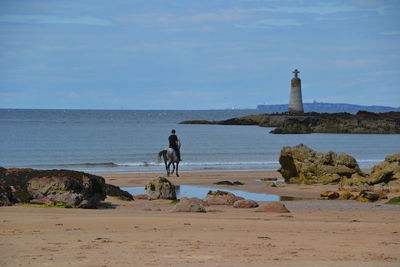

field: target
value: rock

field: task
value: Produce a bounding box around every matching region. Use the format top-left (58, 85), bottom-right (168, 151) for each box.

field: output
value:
top-left (260, 178), bottom-right (278, 181)
top-left (255, 202), bottom-right (290, 213)
top-left (214, 181), bottom-right (234, 185)
top-left (0, 168), bottom-right (107, 208)
top-left (356, 191), bottom-right (381, 202)
top-left (104, 184), bottom-right (133, 201)
top-left (181, 111), bottom-right (400, 134)
top-left (233, 199), bottom-right (259, 208)
top-left (278, 144), bottom-right (364, 184)
top-left (367, 153), bottom-right (400, 185)
top-left (145, 177), bottom-right (176, 200)
top-left (180, 197), bottom-right (209, 206)
top-left (172, 198), bottom-right (207, 212)
top-left (0, 183), bottom-right (12, 206)
top-left (320, 191), bottom-right (340, 200)
top-left (213, 181), bottom-right (244, 185)
top-left (339, 192), bottom-right (357, 200)
top-left (204, 190), bottom-right (244, 205)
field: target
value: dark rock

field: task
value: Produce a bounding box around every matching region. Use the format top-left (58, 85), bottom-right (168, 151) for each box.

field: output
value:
top-left (233, 199), bottom-right (259, 208)
top-left (204, 190), bottom-right (244, 205)
top-left (255, 202), bottom-right (290, 213)
top-left (180, 112), bottom-right (400, 134)
top-left (278, 144), bottom-right (364, 184)
top-left (356, 191), bottom-right (381, 202)
top-left (260, 178), bottom-right (278, 181)
top-left (104, 184), bottom-right (133, 201)
top-left (214, 181), bottom-right (234, 185)
top-left (213, 181), bottom-right (244, 185)
top-left (0, 183), bottom-right (12, 206)
top-left (145, 177), bottom-right (176, 200)
top-left (320, 191), bottom-right (340, 200)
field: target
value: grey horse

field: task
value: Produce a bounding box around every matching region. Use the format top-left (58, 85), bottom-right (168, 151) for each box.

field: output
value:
top-left (157, 141), bottom-right (181, 177)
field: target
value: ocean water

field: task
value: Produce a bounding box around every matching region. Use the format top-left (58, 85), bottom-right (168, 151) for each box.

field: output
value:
top-left (1, 109), bottom-right (399, 174)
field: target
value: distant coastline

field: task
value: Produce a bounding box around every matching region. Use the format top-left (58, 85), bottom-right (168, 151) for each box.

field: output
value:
top-left (257, 102), bottom-right (400, 114)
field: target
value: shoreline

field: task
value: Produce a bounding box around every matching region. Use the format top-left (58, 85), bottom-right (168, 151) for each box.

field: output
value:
top-left (1, 170), bottom-right (399, 266)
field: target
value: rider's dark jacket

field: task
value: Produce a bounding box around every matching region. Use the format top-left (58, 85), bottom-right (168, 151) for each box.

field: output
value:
top-left (168, 134), bottom-right (179, 149)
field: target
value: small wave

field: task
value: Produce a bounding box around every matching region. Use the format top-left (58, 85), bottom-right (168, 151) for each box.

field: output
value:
top-left (31, 162), bottom-right (120, 168)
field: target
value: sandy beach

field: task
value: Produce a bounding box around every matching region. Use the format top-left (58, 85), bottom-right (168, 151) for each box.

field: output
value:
top-left (1, 170), bottom-right (399, 266)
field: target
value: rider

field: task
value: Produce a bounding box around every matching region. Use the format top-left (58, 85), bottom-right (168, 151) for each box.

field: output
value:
top-left (168, 129), bottom-right (182, 161)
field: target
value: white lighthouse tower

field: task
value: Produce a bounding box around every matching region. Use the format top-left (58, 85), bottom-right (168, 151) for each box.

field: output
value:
top-left (288, 69), bottom-right (304, 114)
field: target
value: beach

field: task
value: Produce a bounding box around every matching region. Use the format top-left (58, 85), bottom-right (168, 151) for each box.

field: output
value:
top-left (1, 170), bottom-right (399, 266)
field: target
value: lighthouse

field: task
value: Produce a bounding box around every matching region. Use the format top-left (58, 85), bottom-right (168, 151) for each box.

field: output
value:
top-left (288, 69), bottom-right (304, 114)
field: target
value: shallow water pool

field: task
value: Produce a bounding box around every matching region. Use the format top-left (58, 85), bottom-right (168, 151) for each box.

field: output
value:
top-left (122, 185), bottom-right (280, 202)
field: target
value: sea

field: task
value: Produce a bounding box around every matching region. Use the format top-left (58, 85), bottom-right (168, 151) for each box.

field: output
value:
top-left (1, 109), bottom-right (399, 174)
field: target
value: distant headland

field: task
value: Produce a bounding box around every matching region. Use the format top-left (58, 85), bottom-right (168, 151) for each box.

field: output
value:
top-left (257, 101), bottom-right (400, 114)
top-left (180, 111), bottom-right (400, 134)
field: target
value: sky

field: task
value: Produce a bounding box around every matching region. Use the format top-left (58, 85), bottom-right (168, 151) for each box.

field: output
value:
top-left (0, 0), bottom-right (399, 110)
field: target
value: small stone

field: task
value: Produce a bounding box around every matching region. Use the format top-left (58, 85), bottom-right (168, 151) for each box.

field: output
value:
top-left (320, 191), bottom-right (340, 200)
top-left (172, 197), bottom-right (207, 212)
top-left (255, 202), bottom-right (290, 213)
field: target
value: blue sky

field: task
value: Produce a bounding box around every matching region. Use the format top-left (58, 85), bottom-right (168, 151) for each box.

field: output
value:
top-left (0, 0), bottom-right (399, 109)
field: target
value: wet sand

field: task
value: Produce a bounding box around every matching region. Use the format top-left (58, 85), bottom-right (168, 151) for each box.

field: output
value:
top-left (1, 171), bottom-right (399, 266)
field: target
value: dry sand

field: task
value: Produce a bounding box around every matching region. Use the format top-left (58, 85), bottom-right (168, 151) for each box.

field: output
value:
top-left (1, 171), bottom-right (399, 266)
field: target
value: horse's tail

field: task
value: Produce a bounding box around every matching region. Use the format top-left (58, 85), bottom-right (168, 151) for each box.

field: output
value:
top-left (157, 150), bottom-right (166, 163)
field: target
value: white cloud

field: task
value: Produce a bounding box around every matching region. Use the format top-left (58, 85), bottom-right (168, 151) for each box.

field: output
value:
top-left (0, 15), bottom-right (112, 26)
top-left (236, 18), bottom-right (303, 28)
top-left (247, 3), bottom-right (389, 15)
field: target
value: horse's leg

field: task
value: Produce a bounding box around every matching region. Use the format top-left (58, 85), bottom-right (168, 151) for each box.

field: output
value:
top-left (171, 162), bottom-right (175, 174)
top-left (176, 162), bottom-right (179, 177)
top-left (166, 161), bottom-right (172, 176)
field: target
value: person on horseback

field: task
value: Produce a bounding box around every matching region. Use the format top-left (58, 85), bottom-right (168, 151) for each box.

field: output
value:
top-left (168, 129), bottom-right (182, 161)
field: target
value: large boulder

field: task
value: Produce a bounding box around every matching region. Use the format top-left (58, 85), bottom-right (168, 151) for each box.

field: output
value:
top-left (203, 190), bottom-right (244, 205)
top-left (145, 177), bottom-right (176, 200)
top-left (0, 168), bottom-right (107, 208)
top-left (278, 144), bottom-right (364, 184)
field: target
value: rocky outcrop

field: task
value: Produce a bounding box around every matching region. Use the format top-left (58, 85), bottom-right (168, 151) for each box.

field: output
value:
top-left (204, 190), bottom-right (244, 205)
top-left (341, 153), bottom-right (400, 187)
top-left (368, 153), bottom-right (400, 185)
top-left (233, 199), bottom-right (259, 208)
top-left (255, 202), bottom-right (290, 213)
top-left (278, 144), bottom-right (364, 184)
top-left (0, 167), bottom-right (133, 208)
top-left (180, 111), bottom-right (400, 134)
top-left (145, 177), bottom-right (176, 200)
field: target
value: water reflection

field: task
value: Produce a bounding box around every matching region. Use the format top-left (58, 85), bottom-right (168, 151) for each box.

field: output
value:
top-left (122, 185), bottom-right (280, 202)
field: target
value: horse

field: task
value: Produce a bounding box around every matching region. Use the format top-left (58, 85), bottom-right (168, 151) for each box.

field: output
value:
top-left (157, 141), bottom-right (181, 177)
